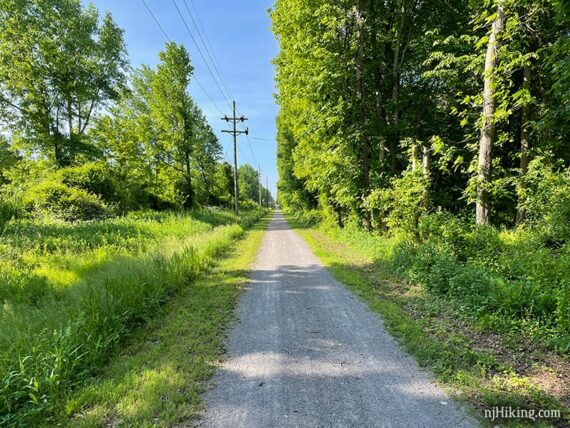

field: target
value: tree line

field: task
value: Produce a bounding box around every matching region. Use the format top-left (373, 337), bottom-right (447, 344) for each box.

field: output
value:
top-left (272, 0), bottom-right (569, 231)
top-left (0, 0), bottom-right (272, 224)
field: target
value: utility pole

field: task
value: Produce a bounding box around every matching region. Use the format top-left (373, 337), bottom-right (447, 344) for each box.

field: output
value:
top-left (258, 165), bottom-right (262, 208)
top-left (222, 101), bottom-right (248, 215)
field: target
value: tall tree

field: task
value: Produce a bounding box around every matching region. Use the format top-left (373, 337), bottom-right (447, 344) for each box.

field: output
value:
top-left (476, 3), bottom-right (506, 225)
top-left (150, 43), bottom-right (196, 208)
top-left (0, 0), bottom-right (127, 166)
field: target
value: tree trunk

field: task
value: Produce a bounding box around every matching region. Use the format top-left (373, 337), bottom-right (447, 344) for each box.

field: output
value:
top-left (476, 4), bottom-right (505, 226)
top-left (184, 149), bottom-right (193, 208)
top-left (388, 1), bottom-right (406, 175)
top-left (356, 0), bottom-right (372, 230)
top-left (369, 1), bottom-right (386, 165)
top-left (516, 63), bottom-right (532, 224)
top-left (422, 144), bottom-right (431, 209)
top-left (411, 143), bottom-right (421, 171)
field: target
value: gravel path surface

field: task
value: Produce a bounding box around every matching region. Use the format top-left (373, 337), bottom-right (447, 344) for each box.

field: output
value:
top-left (199, 211), bottom-right (476, 427)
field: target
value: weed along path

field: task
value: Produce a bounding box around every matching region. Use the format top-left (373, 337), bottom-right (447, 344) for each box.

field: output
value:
top-left (200, 211), bottom-right (476, 427)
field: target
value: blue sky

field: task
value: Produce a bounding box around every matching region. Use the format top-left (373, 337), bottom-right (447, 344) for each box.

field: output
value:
top-left (84, 0), bottom-right (279, 197)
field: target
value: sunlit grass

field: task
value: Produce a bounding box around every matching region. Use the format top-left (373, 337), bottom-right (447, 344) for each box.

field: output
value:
top-left (63, 213), bottom-right (272, 427)
top-left (0, 208), bottom-right (265, 425)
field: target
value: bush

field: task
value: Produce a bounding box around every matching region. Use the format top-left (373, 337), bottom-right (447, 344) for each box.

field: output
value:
top-left (448, 264), bottom-right (493, 300)
top-left (22, 180), bottom-right (111, 222)
top-left (556, 281), bottom-right (570, 342)
top-left (365, 170), bottom-right (429, 234)
top-left (394, 240), bottom-right (459, 294)
top-left (0, 199), bottom-right (16, 228)
top-left (519, 159), bottom-right (570, 245)
top-left (55, 163), bottom-right (119, 203)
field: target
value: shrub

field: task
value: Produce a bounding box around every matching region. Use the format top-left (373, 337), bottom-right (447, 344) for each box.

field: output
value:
top-left (556, 281), bottom-right (570, 347)
top-left (55, 163), bottom-right (119, 203)
top-left (448, 265), bottom-right (493, 300)
top-left (0, 199), bottom-right (15, 228)
top-left (394, 240), bottom-right (459, 295)
top-left (365, 170), bottom-right (429, 234)
top-left (417, 212), bottom-right (468, 255)
top-left (22, 180), bottom-right (111, 222)
top-left (519, 159), bottom-right (570, 245)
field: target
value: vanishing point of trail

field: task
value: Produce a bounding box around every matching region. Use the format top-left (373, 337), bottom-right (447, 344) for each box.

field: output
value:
top-left (200, 212), bottom-right (476, 427)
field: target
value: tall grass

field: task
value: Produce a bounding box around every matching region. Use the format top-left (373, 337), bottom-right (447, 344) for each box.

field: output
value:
top-left (0, 208), bottom-right (263, 425)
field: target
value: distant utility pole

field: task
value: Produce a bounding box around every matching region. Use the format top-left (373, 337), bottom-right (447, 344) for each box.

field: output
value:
top-left (258, 165), bottom-right (262, 208)
top-left (222, 101), bottom-right (248, 215)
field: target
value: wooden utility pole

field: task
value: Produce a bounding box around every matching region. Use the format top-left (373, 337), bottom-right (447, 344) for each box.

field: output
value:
top-left (222, 101), bottom-right (248, 215)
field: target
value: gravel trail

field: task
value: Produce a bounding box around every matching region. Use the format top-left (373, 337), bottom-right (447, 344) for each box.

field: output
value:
top-left (200, 211), bottom-right (476, 427)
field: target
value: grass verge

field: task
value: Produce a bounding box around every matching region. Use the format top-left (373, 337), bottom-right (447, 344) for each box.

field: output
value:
top-left (60, 213), bottom-right (271, 427)
top-left (287, 216), bottom-right (569, 428)
top-left (0, 209), bottom-right (265, 425)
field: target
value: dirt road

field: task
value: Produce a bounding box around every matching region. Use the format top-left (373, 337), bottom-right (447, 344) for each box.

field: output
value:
top-left (200, 212), bottom-right (476, 427)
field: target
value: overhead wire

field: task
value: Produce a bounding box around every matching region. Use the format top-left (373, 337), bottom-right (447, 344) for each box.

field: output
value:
top-left (139, 0), bottom-right (225, 116)
top-left (181, 0), bottom-right (235, 103)
top-left (182, 0), bottom-right (256, 166)
top-left (187, 0), bottom-right (236, 103)
top-left (142, 0), bottom-right (261, 175)
top-left (171, 0), bottom-right (233, 111)
top-left (140, 0), bottom-right (171, 42)
top-left (177, 0), bottom-right (260, 175)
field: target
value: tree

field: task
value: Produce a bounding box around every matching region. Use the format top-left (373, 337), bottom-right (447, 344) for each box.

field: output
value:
top-left (476, 3), bottom-right (506, 225)
top-left (238, 164), bottom-right (260, 203)
top-left (92, 43), bottom-right (225, 210)
top-left (0, 135), bottom-right (18, 186)
top-left (0, 0), bottom-right (128, 166)
top-left (150, 43), bottom-right (196, 208)
top-left (273, 0), bottom-right (568, 232)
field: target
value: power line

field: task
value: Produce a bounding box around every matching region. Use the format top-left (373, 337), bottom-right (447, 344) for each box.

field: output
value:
top-left (187, 0), bottom-right (235, 102)
top-left (249, 137), bottom-right (273, 141)
top-left (181, 0), bottom-right (234, 103)
top-left (171, 0), bottom-right (233, 111)
top-left (139, 0), bottom-right (225, 116)
top-left (141, 0), bottom-right (171, 42)
top-left (178, 0), bottom-right (262, 172)
top-left (182, 1), bottom-right (253, 149)
top-left (142, 0), bottom-right (260, 173)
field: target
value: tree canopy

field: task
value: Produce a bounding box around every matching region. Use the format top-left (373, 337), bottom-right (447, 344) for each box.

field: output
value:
top-left (272, 0), bottom-right (569, 229)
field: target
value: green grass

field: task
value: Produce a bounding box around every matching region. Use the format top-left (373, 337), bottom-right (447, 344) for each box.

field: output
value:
top-left (60, 213), bottom-right (271, 427)
top-left (0, 208), bottom-right (266, 425)
top-left (287, 216), bottom-right (569, 427)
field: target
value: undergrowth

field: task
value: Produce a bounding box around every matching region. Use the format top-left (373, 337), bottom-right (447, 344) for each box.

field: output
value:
top-left (0, 208), bottom-right (265, 425)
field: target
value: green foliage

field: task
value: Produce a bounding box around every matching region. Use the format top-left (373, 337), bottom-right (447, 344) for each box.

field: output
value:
top-left (0, 198), bottom-right (16, 228)
top-left (365, 170), bottom-right (429, 234)
top-left (518, 158), bottom-right (570, 244)
top-left (391, 212), bottom-right (570, 349)
top-left (0, 0), bottom-right (128, 166)
top-left (55, 162), bottom-right (120, 203)
top-left (22, 179), bottom-right (111, 222)
top-left (0, 209), bottom-right (265, 425)
top-left (273, 0), bottom-right (568, 228)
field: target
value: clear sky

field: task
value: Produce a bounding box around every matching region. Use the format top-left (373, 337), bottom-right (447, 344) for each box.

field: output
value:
top-left (83, 0), bottom-right (279, 197)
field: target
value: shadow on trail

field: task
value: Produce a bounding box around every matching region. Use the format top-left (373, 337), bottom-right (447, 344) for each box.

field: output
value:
top-left (203, 260), bottom-right (476, 427)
